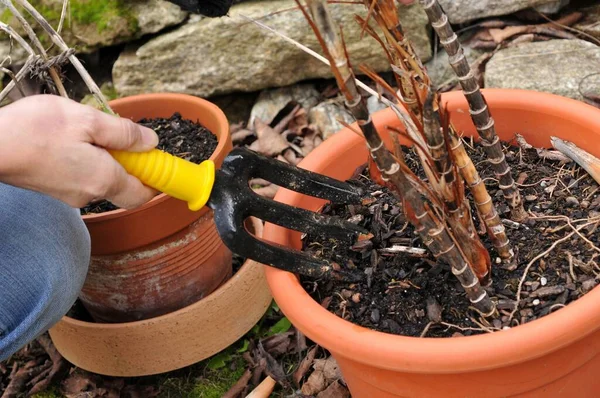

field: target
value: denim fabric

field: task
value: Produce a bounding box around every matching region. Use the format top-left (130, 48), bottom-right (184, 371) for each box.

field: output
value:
top-left (0, 183), bottom-right (90, 361)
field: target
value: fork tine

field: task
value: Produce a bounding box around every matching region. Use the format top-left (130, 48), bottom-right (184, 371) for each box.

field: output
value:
top-left (250, 194), bottom-right (366, 240)
top-left (212, 203), bottom-right (363, 281)
top-left (208, 147), bottom-right (368, 281)
top-left (222, 147), bottom-right (366, 204)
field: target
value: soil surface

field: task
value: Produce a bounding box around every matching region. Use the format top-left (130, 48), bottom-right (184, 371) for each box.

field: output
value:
top-left (301, 140), bottom-right (600, 338)
top-left (80, 113), bottom-right (218, 215)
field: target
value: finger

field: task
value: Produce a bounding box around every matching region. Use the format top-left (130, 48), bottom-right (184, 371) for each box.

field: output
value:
top-left (105, 167), bottom-right (158, 209)
top-left (83, 109), bottom-right (159, 152)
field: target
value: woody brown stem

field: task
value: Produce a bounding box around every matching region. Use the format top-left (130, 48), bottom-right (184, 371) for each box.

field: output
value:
top-left (424, 91), bottom-right (492, 283)
top-left (448, 130), bottom-right (514, 263)
top-left (419, 0), bottom-right (526, 221)
top-left (303, 0), bottom-right (495, 315)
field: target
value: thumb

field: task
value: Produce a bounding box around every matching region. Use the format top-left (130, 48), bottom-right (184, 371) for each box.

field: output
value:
top-left (85, 110), bottom-right (159, 152)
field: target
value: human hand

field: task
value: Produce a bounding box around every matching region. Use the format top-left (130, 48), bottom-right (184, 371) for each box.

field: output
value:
top-left (0, 95), bottom-right (159, 209)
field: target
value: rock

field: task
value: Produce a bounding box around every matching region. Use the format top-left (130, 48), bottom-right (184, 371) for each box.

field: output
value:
top-left (534, 0), bottom-right (569, 14)
top-left (566, 196), bottom-right (580, 207)
top-left (574, 5), bottom-right (600, 40)
top-left (582, 279), bottom-right (597, 293)
top-left (367, 95), bottom-right (387, 114)
top-left (308, 98), bottom-right (355, 139)
top-left (370, 308), bottom-right (381, 324)
top-left (249, 83), bottom-right (320, 127)
top-left (485, 40), bottom-right (600, 101)
top-left (0, 0), bottom-right (187, 62)
top-left (113, 0), bottom-right (431, 98)
top-left (437, 0), bottom-right (568, 24)
top-left (133, 0), bottom-right (189, 36)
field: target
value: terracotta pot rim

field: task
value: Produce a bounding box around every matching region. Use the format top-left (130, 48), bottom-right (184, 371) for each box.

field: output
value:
top-left (264, 88), bottom-right (600, 374)
top-left (82, 93), bottom-right (229, 222)
top-left (63, 221), bottom-right (263, 329)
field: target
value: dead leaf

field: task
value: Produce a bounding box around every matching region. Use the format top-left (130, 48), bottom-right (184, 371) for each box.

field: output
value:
top-left (276, 154), bottom-right (289, 164)
top-left (472, 29), bottom-right (494, 42)
top-left (223, 369), bottom-right (252, 398)
top-left (262, 332), bottom-right (293, 356)
top-left (272, 104), bottom-right (301, 134)
top-left (295, 329), bottom-right (308, 353)
top-left (232, 128), bottom-right (255, 144)
top-left (61, 373), bottom-right (96, 396)
top-left (293, 346), bottom-right (318, 387)
top-left (316, 380), bottom-right (351, 398)
top-left (248, 119), bottom-right (289, 157)
top-left (288, 108), bottom-right (309, 133)
top-left (283, 149), bottom-right (301, 165)
top-left (256, 343), bottom-right (287, 387)
top-left (489, 25), bottom-right (530, 43)
top-left (300, 370), bottom-right (326, 395)
top-left (28, 335), bottom-right (69, 395)
top-left (301, 128), bottom-right (323, 156)
top-left (313, 356), bottom-right (342, 383)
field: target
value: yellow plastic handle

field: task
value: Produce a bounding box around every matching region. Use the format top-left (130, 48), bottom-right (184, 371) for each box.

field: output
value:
top-left (110, 149), bottom-right (215, 211)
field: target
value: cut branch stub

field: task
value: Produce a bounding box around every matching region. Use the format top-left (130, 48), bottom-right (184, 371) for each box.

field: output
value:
top-left (419, 0), bottom-right (526, 222)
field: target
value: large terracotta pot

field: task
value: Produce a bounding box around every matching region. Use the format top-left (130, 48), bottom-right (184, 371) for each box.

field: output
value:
top-left (80, 93), bottom-right (233, 323)
top-left (51, 218), bottom-right (272, 377)
top-left (263, 89), bottom-right (600, 397)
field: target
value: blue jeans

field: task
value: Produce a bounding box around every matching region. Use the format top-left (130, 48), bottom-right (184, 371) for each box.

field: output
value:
top-left (0, 183), bottom-right (90, 361)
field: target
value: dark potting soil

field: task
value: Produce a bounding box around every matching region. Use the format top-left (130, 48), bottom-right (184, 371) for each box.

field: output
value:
top-left (80, 113), bottom-right (218, 215)
top-left (301, 140), bottom-right (600, 338)
top-left (232, 254), bottom-right (246, 274)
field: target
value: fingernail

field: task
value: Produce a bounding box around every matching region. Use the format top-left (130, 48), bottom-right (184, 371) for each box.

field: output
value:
top-left (141, 126), bottom-right (159, 148)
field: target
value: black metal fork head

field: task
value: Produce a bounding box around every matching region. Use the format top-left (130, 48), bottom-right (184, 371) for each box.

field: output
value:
top-left (206, 147), bottom-right (368, 281)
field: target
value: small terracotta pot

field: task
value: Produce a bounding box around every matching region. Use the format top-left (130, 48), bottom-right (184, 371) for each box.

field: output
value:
top-left (50, 218), bottom-right (272, 377)
top-left (80, 93), bottom-right (233, 323)
top-left (263, 89), bottom-right (600, 397)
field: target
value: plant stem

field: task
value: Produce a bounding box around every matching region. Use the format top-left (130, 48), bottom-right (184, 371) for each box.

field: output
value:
top-left (0, 56), bottom-right (34, 103)
top-left (447, 127), bottom-right (514, 263)
top-left (302, 0), bottom-right (495, 315)
top-left (419, 0), bottom-right (526, 221)
top-left (1, 0), bottom-right (67, 97)
top-left (363, 0), bottom-right (428, 118)
top-left (423, 90), bottom-right (493, 283)
top-left (14, 0), bottom-right (114, 114)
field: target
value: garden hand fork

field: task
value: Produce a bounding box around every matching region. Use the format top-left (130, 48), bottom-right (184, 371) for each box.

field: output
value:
top-left (110, 147), bottom-right (368, 281)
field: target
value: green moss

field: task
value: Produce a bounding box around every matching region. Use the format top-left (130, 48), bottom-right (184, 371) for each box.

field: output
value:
top-left (70, 0), bottom-right (138, 34)
top-left (31, 386), bottom-right (63, 398)
top-left (81, 82), bottom-right (120, 110)
top-left (0, 0), bottom-right (139, 44)
top-left (157, 358), bottom-right (246, 398)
